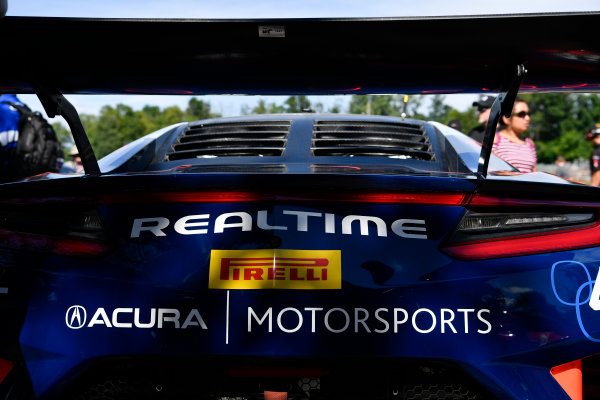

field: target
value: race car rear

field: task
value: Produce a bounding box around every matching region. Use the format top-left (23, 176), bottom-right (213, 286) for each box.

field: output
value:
top-left (0, 114), bottom-right (599, 400)
top-left (3, 11), bottom-right (600, 400)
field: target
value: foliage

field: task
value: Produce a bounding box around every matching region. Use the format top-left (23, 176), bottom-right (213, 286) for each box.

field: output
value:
top-left (426, 95), bottom-right (479, 134)
top-left (348, 95), bottom-right (401, 116)
top-left (242, 96), bottom-right (341, 115)
top-left (327, 101), bottom-right (342, 114)
top-left (520, 93), bottom-right (600, 163)
top-left (186, 98), bottom-right (220, 120)
top-left (443, 108), bottom-right (479, 135)
top-left (427, 95), bottom-right (452, 122)
top-left (52, 122), bottom-right (73, 154)
top-left (242, 99), bottom-right (284, 114)
top-left (406, 95), bottom-right (427, 120)
top-left (347, 95), bottom-right (427, 119)
top-left (284, 96), bottom-right (311, 113)
top-left (536, 129), bottom-right (588, 163)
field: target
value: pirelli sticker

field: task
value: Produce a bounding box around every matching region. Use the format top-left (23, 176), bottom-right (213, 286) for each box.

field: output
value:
top-left (209, 249), bottom-right (341, 290)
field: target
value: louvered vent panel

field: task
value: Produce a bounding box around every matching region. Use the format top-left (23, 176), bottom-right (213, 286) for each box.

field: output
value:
top-left (165, 121), bottom-right (291, 160)
top-left (311, 120), bottom-right (436, 161)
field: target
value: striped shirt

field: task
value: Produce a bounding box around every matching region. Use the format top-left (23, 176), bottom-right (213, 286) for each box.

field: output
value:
top-left (492, 134), bottom-right (537, 173)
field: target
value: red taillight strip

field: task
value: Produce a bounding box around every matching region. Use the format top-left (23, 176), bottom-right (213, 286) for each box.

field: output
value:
top-left (99, 191), bottom-right (467, 205)
top-left (342, 193), bottom-right (466, 205)
top-left (0, 230), bottom-right (109, 257)
top-left (441, 223), bottom-right (600, 260)
top-left (0, 358), bottom-right (13, 385)
top-left (101, 192), bottom-right (265, 203)
top-left (469, 194), bottom-right (600, 208)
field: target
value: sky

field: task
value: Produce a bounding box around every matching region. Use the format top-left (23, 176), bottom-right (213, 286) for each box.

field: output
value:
top-left (6, 0), bottom-right (600, 121)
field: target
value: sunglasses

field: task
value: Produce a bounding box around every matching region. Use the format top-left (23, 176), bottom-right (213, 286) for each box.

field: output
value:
top-left (513, 111), bottom-right (530, 118)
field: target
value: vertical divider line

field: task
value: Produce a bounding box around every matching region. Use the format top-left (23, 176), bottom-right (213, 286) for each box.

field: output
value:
top-left (226, 290), bottom-right (230, 345)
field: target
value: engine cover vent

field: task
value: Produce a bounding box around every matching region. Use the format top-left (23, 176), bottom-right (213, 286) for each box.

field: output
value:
top-left (311, 120), bottom-right (435, 161)
top-left (166, 120), bottom-right (291, 160)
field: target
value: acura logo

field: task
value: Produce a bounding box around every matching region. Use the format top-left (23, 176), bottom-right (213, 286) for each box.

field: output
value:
top-left (63, 305), bottom-right (208, 330)
top-left (66, 305), bottom-right (87, 329)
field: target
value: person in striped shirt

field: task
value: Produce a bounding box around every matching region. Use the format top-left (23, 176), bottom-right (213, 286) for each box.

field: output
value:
top-left (492, 98), bottom-right (537, 173)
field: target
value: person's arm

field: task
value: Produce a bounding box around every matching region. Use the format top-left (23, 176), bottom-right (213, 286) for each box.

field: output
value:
top-left (592, 170), bottom-right (600, 187)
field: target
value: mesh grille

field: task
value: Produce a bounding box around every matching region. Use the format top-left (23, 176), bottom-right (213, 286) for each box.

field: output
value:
top-left (165, 121), bottom-right (291, 161)
top-left (404, 384), bottom-right (479, 400)
top-left (311, 120), bottom-right (435, 161)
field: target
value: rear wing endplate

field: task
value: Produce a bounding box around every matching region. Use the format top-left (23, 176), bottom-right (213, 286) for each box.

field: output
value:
top-left (34, 85), bottom-right (100, 175)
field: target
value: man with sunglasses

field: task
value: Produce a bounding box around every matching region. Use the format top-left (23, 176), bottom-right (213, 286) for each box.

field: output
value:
top-left (468, 95), bottom-right (496, 143)
top-left (587, 124), bottom-right (600, 186)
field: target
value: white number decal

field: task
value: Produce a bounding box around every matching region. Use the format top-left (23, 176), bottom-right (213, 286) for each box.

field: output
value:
top-left (589, 268), bottom-right (600, 310)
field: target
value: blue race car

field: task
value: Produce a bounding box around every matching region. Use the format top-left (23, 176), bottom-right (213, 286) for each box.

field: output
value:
top-left (1, 12), bottom-right (600, 400)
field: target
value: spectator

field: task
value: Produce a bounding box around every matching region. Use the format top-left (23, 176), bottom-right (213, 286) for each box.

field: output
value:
top-left (468, 95), bottom-right (496, 142)
top-left (448, 119), bottom-right (462, 132)
top-left (587, 124), bottom-right (600, 186)
top-left (0, 94), bottom-right (23, 180)
top-left (62, 145), bottom-right (83, 173)
top-left (554, 155), bottom-right (570, 179)
top-left (492, 98), bottom-right (537, 173)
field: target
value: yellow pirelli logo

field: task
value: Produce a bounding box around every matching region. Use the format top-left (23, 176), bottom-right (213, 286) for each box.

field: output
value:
top-left (209, 249), bottom-right (341, 290)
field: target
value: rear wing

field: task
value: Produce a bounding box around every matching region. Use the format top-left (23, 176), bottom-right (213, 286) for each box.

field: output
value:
top-left (0, 13), bottom-right (599, 175)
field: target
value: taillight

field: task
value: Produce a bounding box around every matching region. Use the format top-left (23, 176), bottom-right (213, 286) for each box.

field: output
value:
top-left (0, 205), bottom-right (109, 256)
top-left (551, 360), bottom-right (582, 400)
top-left (442, 200), bottom-right (600, 260)
top-left (0, 358), bottom-right (12, 385)
top-left (99, 191), bottom-right (467, 206)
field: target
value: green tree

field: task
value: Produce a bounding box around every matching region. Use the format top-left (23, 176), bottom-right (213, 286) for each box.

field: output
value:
top-left (161, 106), bottom-right (188, 126)
top-left (83, 104), bottom-right (168, 158)
top-left (444, 108), bottom-right (479, 134)
top-left (347, 95), bottom-right (426, 118)
top-left (86, 104), bottom-right (143, 157)
top-left (427, 95), bottom-right (452, 122)
top-left (348, 95), bottom-right (402, 116)
top-left (327, 101), bottom-right (342, 114)
top-left (52, 122), bottom-right (74, 154)
top-left (536, 129), bottom-right (589, 162)
top-left (519, 93), bottom-right (573, 143)
top-left (520, 93), bottom-right (600, 163)
top-left (242, 99), bottom-right (285, 114)
top-left (284, 96), bottom-right (311, 113)
top-left (186, 98), bottom-right (220, 120)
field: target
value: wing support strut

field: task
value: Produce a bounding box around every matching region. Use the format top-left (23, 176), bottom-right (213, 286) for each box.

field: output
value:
top-left (33, 86), bottom-right (101, 175)
top-left (476, 64), bottom-right (527, 179)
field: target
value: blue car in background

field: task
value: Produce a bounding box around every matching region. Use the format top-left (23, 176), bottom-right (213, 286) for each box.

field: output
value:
top-left (1, 12), bottom-right (600, 400)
